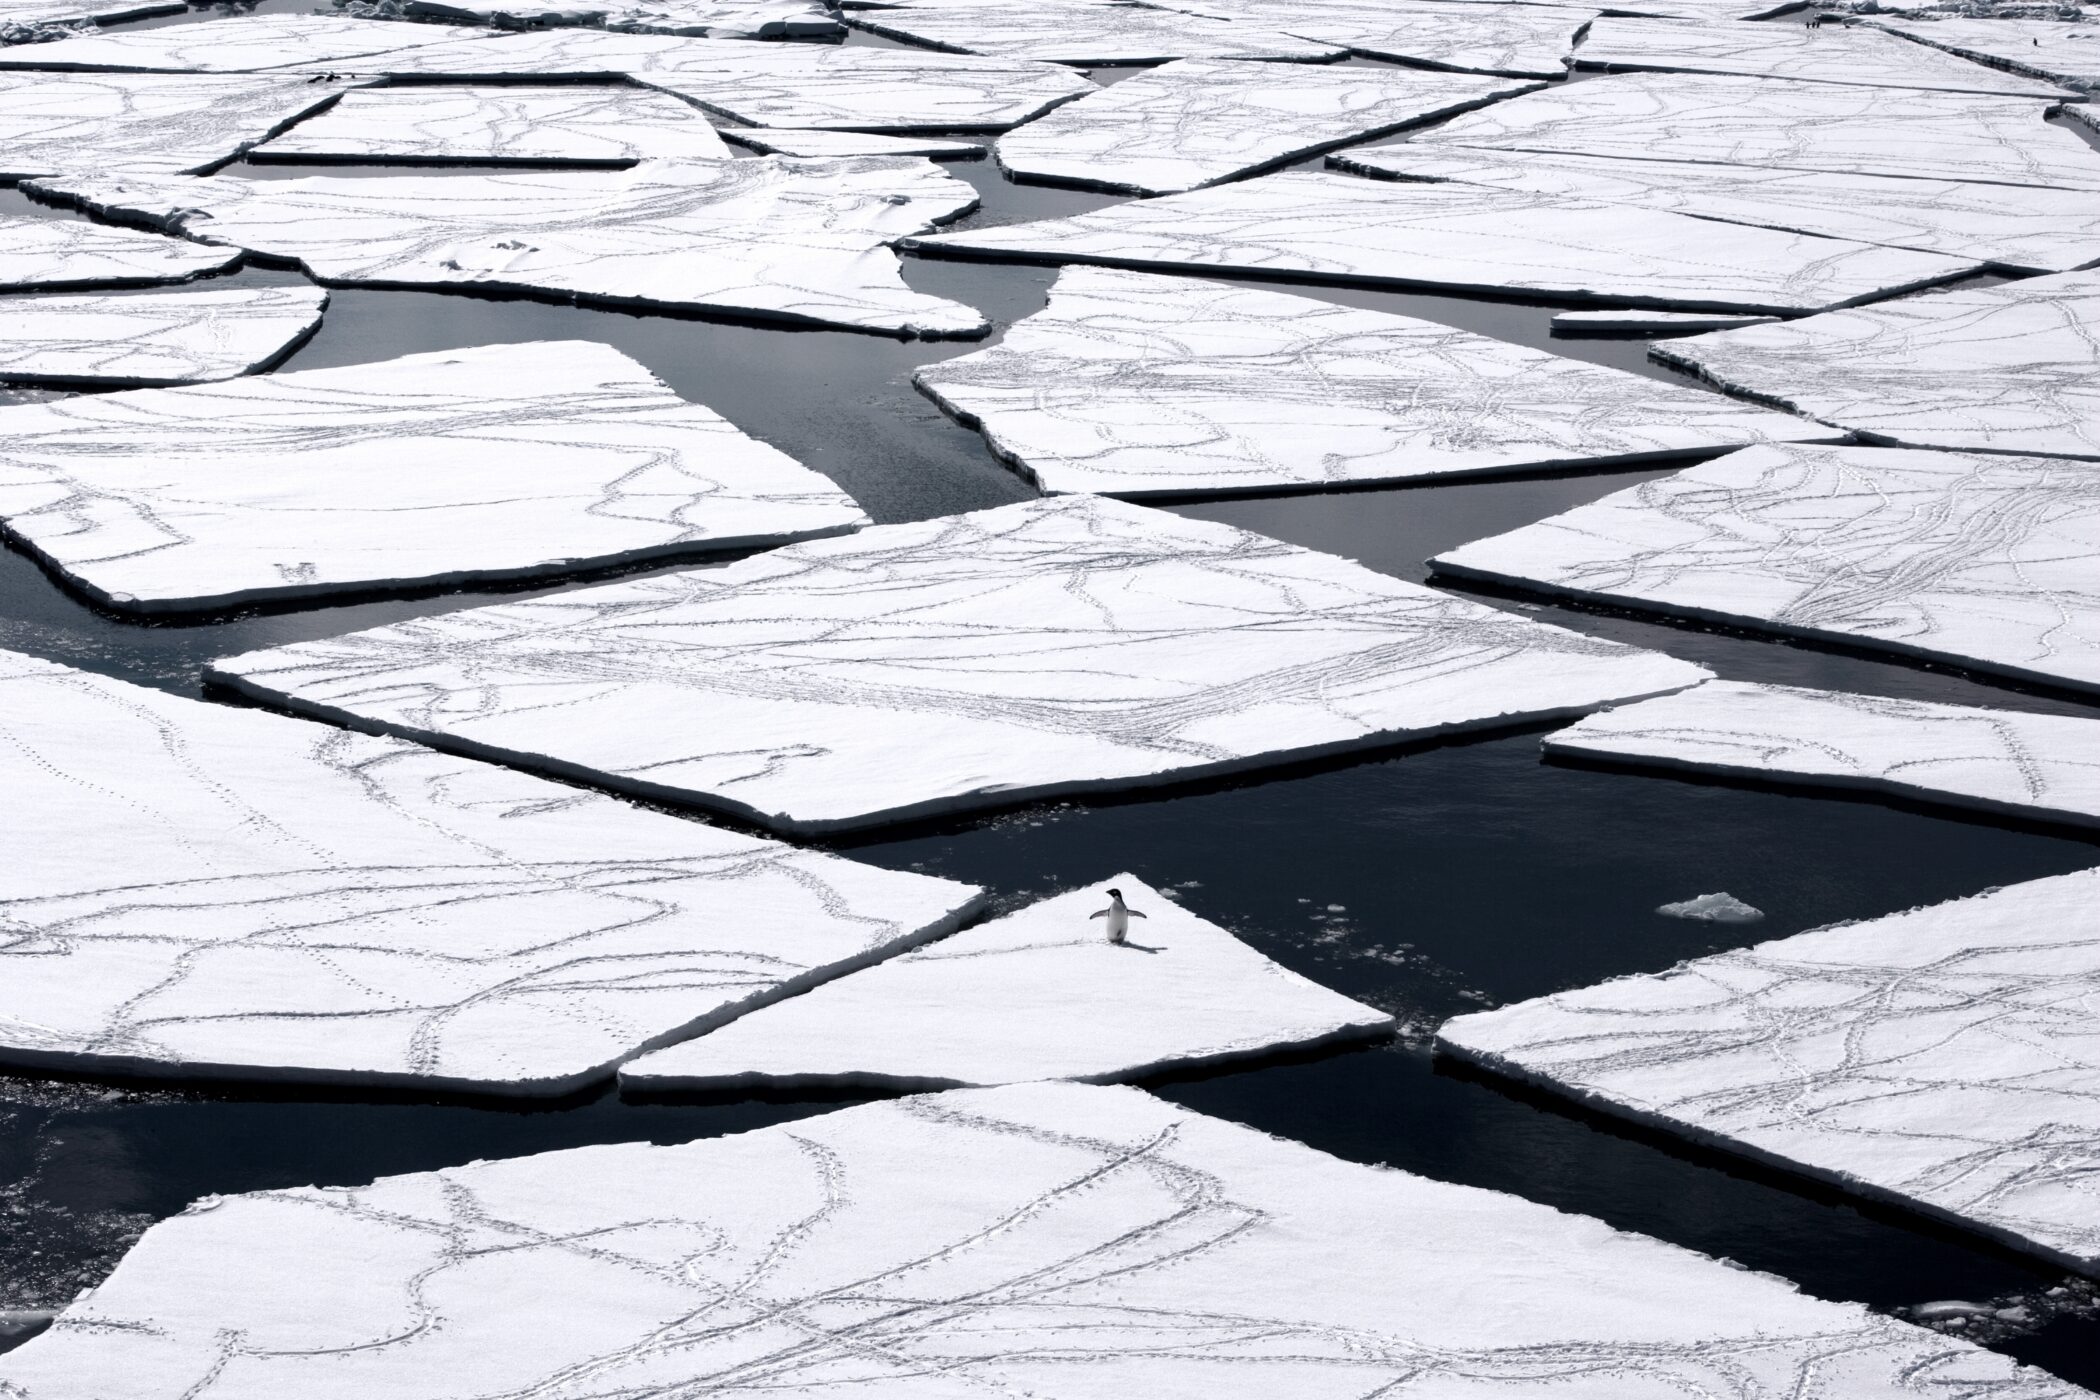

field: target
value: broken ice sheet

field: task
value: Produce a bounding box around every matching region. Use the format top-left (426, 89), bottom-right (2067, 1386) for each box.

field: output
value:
top-left (0, 13), bottom-right (494, 72)
top-left (0, 0), bottom-right (180, 32)
top-left (1572, 17), bottom-right (2077, 97)
top-left (905, 169), bottom-right (1981, 313)
top-left (1653, 270), bottom-right (2100, 460)
top-left (255, 86), bottom-right (730, 166)
top-left (404, 0), bottom-right (843, 37)
top-left (1868, 16), bottom-right (2100, 93)
top-left (720, 126), bottom-right (983, 157)
top-left (0, 285), bottom-right (325, 387)
top-left (1547, 679), bottom-right (2100, 830)
top-left (1161, 0), bottom-right (1596, 79)
top-left (1433, 441), bottom-right (2100, 696)
top-left (0, 214), bottom-right (238, 290)
top-left (0, 71), bottom-right (349, 179)
top-left (1655, 891), bottom-right (1763, 923)
top-left (1441, 864), bottom-right (2100, 1276)
top-left (844, 1), bottom-right (1343, 64)
top-left (0, 340), bottom-right (871, 612)
top-left (206, 494), bottom-right (1710, 834)
top-left (0, 649), bottom-right (981, 1093)
top-left (1551, 309), bottom-right (1778, 333)
top-left (915, 267), bottom-right (1832, 498)
top-left (994, 59), bottom-right (1542, 196)
top-left (31, 157), bottom-right (985, 336)
top-left (621, 874), bottom-right (1393, 1091)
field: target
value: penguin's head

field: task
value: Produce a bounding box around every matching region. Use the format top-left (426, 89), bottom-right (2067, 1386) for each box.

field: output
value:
top-left (1107, 888), bottom-right (1123, 900)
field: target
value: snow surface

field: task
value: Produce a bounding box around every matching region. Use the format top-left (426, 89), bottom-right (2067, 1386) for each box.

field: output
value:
top-left (915, 267), bottom-right (1832, 497)
top-left (1869, 17), bottom-right (2100, 92)
top-left (720, 125), bottom-right (983, 157)
top-left (1656, 891), bottom-right (1764, 923)
top-left (404, 0), bottom-right (842, 37)
top-left (844, 2), bottom-right (1344, 64)
top-left (1441, 867), bottom-right (2100, 1275)
top-left (1573, 16), bottom-right (2077, 96)
top-left (0, 71), bottom-right (348, 179)
top-left (1160, 0), bottom-right (1595, 79)
top-left (1552, 309), bottom-right (1778, 333)
top-left (905, 169), bottom-right (1980, 312)
top-left (30, 158), bottom-right (986, 336)
top-left (255, 86), bottom-right (731, 165)
top-left (1335, 143), bottom-right (2100, 274)
top-left (0, 648), bottom-right (981, 1093)
top-left (1432, 441), bottom-right (2100, 696)
top-left (620, 874), bottom-right (1394, 1091)
top-left (1417, 71), bottom-right (2100, 190)
top-left (0, 13), bottom-right (494, 71)
top-left (0, 285), bottom-right (325, 387)
top-left (0, 0), bottom-right (178, 34)
top-left (0, 1080), bottom-right (2081, 1398)
top-left (0, 340), bottom-right (870, 612)
top-left (0, 213), bottom-right (238, 289)
top-left (993, 59), bottom-right (1541, 195)
top-left (1652, 270), bottom-right (2100, 459)
top-left (206, 493), bottom-right (1710, 834)
top-left (1547, 679), bottom-right (2100, 829)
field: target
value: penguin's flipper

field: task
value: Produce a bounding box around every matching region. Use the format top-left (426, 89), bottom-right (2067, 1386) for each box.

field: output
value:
top-left (1127, 909), bottom-right (1147, 919)
top-left (1090, 908), bottom-right (1110, 919)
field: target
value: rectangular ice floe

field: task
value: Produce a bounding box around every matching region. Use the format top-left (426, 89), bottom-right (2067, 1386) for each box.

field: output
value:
top-left (0, 1080), bottom-right (2083, 1398)
top-left (993, 59), bottom-right (1540, 195)
top-left (1180, 0), bottom-right (1596, 79)
top-left (0, 214), bottom-right (239, 289)
top-left (1870, 17), bottom-right (2100, 92)
top-left (1441, 867), bottom-right (2100, 1275)
top-left (0, 340), bottom-right (870, 612)
top-left (1573, 16), bottom-right (2076, 96)
top-left (30, 157), bottom-right (985, 335)
top-left (253, 86), bottom-right (730, 165)
top-left (906, 169), bottom-right (1980, 312)
top-left (622, 874), bottom-right (1393, 1091)
top-left (1652, 271), bottom-right (2100, 459)
top-left (1551, 309), bottom-right (1778, 333)
top-left (0, 285), bottom-right (325, 386)
top-left (720, 126), bottom-right (984, 157)
top-left (0, 71), bottom-right (350, 179)
top-left (207, 494), bottom-right (1710, 833)
top-left (0, 13), bottom-right (494, 71)
top-left (1432, 441), bottom-right (2100, 695)
top-left (844, 1), bottom-right (1344, 64)
top-left (916, 267), bottom-right (1832, 497)
top-left (0, 649), bottom-right (981, 1093)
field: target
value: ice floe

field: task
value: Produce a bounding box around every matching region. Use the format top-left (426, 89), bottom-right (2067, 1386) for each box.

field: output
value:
top-left (0, 0), bottom-right (179, 38)
top-left (206, 494), bottom-right (1710, 834)
top-left (994, 59), bottom-right (1541, 195)
top-left (1547, 679), bottom-right (2100, 829)
top-left (1656, 891), bottom-right (1764, 923)
top-left (843, 2), bottom-right (1343, 64)
top-left (1869, 16), bottom-right (2100, 92)
top-left (0, 214), bottom-right (239, 289)
top-left (0, 648), bottom-right (981, 1093)
top-left (1652, 270), bottom-right (2100, 459)
top-left (0, 285), bottom-right (325, 387)
top-left (405, 0), bottom-right (842, 37)
top-left (1163, 0), bottom-right (1595, 79)
top-left (0, 340), bottom-right (870, 612)
top-left (31, 157), bottom-right (985, 336)
top-left (906, 169), bottom-right (1980, 312)
top-left (0, 1079), bottom-right (2081, 1397)
top-left (1441, 866), bottom-right (2100, 1275)
top-left (915, 267), bottom-right (1832, 497)
top-left (620, 874), bottom-right (1394, 1091)
top-left (0, 13), bottom-right (494, 71)
top-left (254, 86), bottom-right (730, 165)
top-left (0, 71), bottom-right (349, 179)
top-left (1433, 441), bottom-right (2100, 695)
top-left (1573, 16), bottom-right (2077, 96)
top-left (1552, 309), bottom-right (1778, 333)
top-left (720, 125), bottom-right (983, 157)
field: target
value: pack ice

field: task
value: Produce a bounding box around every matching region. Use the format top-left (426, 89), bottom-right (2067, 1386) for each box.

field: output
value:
top-left (0, 214), bottom-right (238, 289)
top-left (843, 2), bottom-right (1343, 64)
top-left (0, 649), bottom-right (980, 1094)
top-left (0, 71), bottom-right (348, 179)
top-left (621, 875), bottom-right (1393, 1091)
top-left (0, 13), bottom-right (492, 71)
top-left (915, 267), bottom-right (1831, 497)
top-left (0, 0), bottom-right (179, 36)
top-left (206, 494), bottom-right (1710, 834)
top-left (1547, 680), bottom-right (2100, 830)
top-left (0, 285), bottom-right (325, 386)
top-left (1432, 441), bottom-right (2100, 696)
top-left (403, 0), bottom-right (841, 37)
top-left (1573, 17), bottom-right (2077, 97)
top-left (0, 340), bottom-right (869, 613)
top-left (255, 86), bottom-right (730, 165)
top-left (0, 1080), bottom-right (2084, 1399)
top-left (1441, 866), bottom-right (2100, 1276)
top-left (1868, 16), bottom-right (2100, 93)
top-left (1164, 0), bottom-right (1595, 79)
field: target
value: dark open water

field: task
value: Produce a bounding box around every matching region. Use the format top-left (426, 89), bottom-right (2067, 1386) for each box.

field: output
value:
top-left (2, 14), bottom-right (2098, 1383)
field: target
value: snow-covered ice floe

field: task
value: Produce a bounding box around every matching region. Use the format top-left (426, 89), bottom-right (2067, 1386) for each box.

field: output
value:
top-left (1573, 16), bottom-right (2078, 96)
top-left (994, 59), bottom-right (1541, 195)
top-left (1164, 0), bottom-right (1595, 79)
top-left (0, 649), bottom-right (981, 1094)
top-left (29, 157), bottom-right (985, 336)
top-left (404, 0), bottom-right (842, 37)
top-left (621, 874), bottom-right (1393, 1091)
top-left (1656, 891), bottom-right (1763, 923)
top-left (0, 71), bottom-right (349, 179)
top-left (206, 494), bottom-right (1710, 834)
top-left (844, 1), bottom-right (1343, 64)
top-left (908, 168), bottom-right (1979, 312)
top-left (1441, 866), bottom-right (2100, 1276)
top-left (1652, 270), bottom-right (2100, 460)
top-left (915, 267), bottom-right (1832, 497)
top-left (0, 340), bottom-right (869, 613)
top-left (254, 86), bottom-right (730, 165)
top-left (1546, 679), bottom-right (2100, 830)
top-left (0, 213), bottom-right (239, 289)
top-left (0, 13), bottom-right (494, 71)
top-left (1551, 309), bottom-right (1778, 333)
top-left (0, 285), bottom-right (325, 387)
top-left (1869, 16), bottom-right (2100, 93)
top-left (0, 1079), bottom-right (2085, 1397)
top-left (1433, 441), bottom-right (2100, 696)
top-left (720, 125), bottom-right (983, 157)
top-left (0, 0), bottom-right (180, 39)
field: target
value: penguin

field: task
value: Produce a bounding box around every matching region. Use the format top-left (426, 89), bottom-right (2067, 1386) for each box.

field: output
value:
top-left (1090, 887), bottom-right (1146, 945)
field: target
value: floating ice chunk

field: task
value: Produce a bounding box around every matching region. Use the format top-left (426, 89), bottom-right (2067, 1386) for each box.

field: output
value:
top-left (1441, 866), bottom-right (2100, 1275)
top-left (994, 59), bottom-right (1540, 195)
top-left (0, 214), bottom-right (239, 289)
top-left (916, 267), bottom-right (1832, 498)
top-left (0, 0), bottom-right (179, 36)
top-left (1868, 16), bottom-right (2100, 93)
top-left (1573, 17), bottom-right (2076, 97)
top-left (0, 649), bottom-right (981, 1093)
top-left (1656, 891), bottom-right (1764, 923)
top-left (1433, 441), bottom-right (2100, 695)
top-left (206, 494), bottom-right (1710, 834)
top-left (255, 86), bottom-right (729, 165)
top-left (31, 157), bottom-right (985, 336)
top-left (0, 71), bottom-right (348, 179)
top-left (620, 874), bottom-right (1393, 1091)
top-left (0, 340), bottom-right (870, 612)
top-left (1551, 309), bottom-right (1779, 333)
top-left (0, 13), bottom-right (494, 71)
top-left (1419, 72), bottom-right (2100, 190)
top-left (1161, 0), bottom-right (1595, 79)
top-left (1652, 270), bottom-right (2100, 459)
top-left (0, 285), bottom-right (324, 387)
top-left (720, 125), bottom-right (983, 157)
top-left (844, 2), bottom-right (1343, 64)
top-left (0, 1080), bottom-right (2080, 1398)
top-left (906, 169), bottom-right (1980, 312)
top-left (1547, 680), bottom-right (2100, 830)
top-left (404, 0), bottom-right (843, 37)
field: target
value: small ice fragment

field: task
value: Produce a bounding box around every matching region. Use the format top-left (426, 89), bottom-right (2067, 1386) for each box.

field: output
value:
top-left (1656, 892), bottom-right (1764, 924)
top-left (1913, 1300), bottom-right (1991, 1321)
top-left (1326, 904), bottom-right (1347, 913)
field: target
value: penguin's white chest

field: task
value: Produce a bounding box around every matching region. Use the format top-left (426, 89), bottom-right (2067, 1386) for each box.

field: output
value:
top-left (1105, 909), bottom-right (1129, 942)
